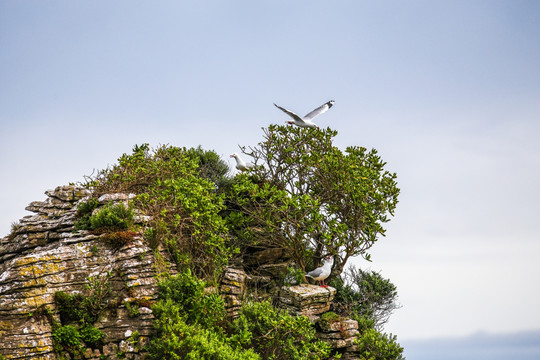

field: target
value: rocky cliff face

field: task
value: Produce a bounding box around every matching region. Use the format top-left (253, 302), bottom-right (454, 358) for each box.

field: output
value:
top-left (0, 186), bottom-right (167, 359)
top-left (0, 185), bottom-right (361, 360)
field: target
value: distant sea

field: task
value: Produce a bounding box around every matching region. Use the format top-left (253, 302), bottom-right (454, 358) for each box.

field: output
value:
top-left (401, 329), bottom-right (540, 360)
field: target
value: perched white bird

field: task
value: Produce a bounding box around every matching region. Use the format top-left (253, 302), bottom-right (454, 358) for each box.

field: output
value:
top-left (274, 100), bottom-right (335, 129)
top-left (230, 153), bottom-right (253, 172)
top-left (305, 255), bottom-right (334, 287)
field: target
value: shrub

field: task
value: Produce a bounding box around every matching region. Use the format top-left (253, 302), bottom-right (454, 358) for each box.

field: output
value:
top-left (55, 291), bottom-right (88, 324)
top-left (155, 270), bottom-right (226, 330)
top-left (331, 265), bottom-right (399, 330)
top-left (147, 302), bottom-right (259, 360)
top-left (74, 198), bottom-right (99, 230)
top-left (355, 326), bottom-right (404, 360)
top-left (89, 202), bottom-right (134, 232)
top-left (231, 301), bottom-right (331, 360)
top-left (54, 272), bottom-right (112, 326)
top-left (52, 325), bottom-right (82, 355)
top-left (147, 272), bottom-right (258, 360)
top-left (80, 325), bottom-right (105, 348)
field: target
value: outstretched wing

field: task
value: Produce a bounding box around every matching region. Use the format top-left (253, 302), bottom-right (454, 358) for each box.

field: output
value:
top-left (303, 100), bottom-right (335, 120)
top-left (274, 103), bottom-right (304, 123)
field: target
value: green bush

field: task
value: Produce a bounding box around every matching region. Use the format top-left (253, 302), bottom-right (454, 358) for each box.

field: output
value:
top-left (155, 270), bottom-right (225, 330)
top-left (89, 202), bottom-right (134, 232)
top-left (355, 326), bottom-right (404, 360)
top-left (331, 265), bottom-right (399, 330)
top-left (80, 325), bottom-right (105, 348)
top-left (147, 271), bottom-right (258, 360)
top-left (74, 198), bottom-right (99, 230)
top-left (231, 301), bottom-right (331, 360)
top-left (147, 300), bottom-right (259, 360)
top-left (52, 325), bottom-right (82, 354)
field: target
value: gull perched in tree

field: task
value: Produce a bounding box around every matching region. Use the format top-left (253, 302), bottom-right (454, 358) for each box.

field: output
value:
top-left (305, 256), bottom-right (334, 287)
top-left (274, 100), bottom-right (335, 129)
top-left (230, 153), bottom-right (253, 172)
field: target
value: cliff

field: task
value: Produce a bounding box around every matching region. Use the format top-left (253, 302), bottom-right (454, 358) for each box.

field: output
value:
top-left (0, 185), bottom-right (361, 360)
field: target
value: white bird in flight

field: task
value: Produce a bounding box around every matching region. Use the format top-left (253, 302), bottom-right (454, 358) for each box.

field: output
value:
top-left (305, 255), bottom-right (334, 287)
top-left (230, 153), bottom-right (253, 172)
top-left (274, 100), bottom-right (335, 129)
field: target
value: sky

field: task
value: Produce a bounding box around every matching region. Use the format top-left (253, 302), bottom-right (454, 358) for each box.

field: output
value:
top-left (1, 0), bottom-right (540, 357)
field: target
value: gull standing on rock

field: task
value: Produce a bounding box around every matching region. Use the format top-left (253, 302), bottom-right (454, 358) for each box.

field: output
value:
top-left (274, 100), bottom-right (335, 129)
top-left (230, 153), bottom-right (253, 172)
top-left (305, 255), bottom-right (334, 288)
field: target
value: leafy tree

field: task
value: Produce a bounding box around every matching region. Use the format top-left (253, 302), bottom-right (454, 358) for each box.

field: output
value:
top-left (185, 145), bottom-right (232, 191)
top-left (226, 125), bottom-right (399, 274)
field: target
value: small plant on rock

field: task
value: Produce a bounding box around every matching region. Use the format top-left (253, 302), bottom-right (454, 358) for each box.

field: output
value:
top-left (89, 202), bottom-right (134, 232)
top-left (74, 198), bottom-right (99, 231)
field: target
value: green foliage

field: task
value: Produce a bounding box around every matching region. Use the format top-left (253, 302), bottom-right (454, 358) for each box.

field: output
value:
top-left (52, 274), bottom-right (111, 357)
top-left (231, 301), bottom-right (331, 360)
top-left (185, 145), bottom-right (232, 191)
top-left (282, 265), bottom-right (305, 286)
top-left (355, 326), bottom-right (404, 360)
top-left (89, 202), bottom-right (134, 232)
top-left (52, 325), bottom-right (82, 355)
top-left (55, 291), bottom-right (88, 324)
top-left (318, 311), bottom-right (341, 326)
top-left (147, 309), bottom-right (259, 360)
top-left (125, 301), bottom-right (141, 317)
top-left (87, 144), bottom-right (231, 280)
top-left (82, 272), bottom-right (113, 323)
top-left (226, 125), bottom-right (399, 274)
top-left (331, 265), bottom-right (399, 330)
top-left (80, 325), bottom-right (105, 348)
top-left (331, 266), bottom-right (404, 360)
top-left (155, 270), bottom-right (226, 329)
top-left (147, 271), bottom-right (258, 360)
top-left (54, 273), bottom-right (112, 326)
top-left (74, 197), bottom-right (99, 230)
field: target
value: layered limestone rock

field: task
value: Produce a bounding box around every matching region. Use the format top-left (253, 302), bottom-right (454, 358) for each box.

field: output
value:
top-left (0, 185), bottom-right (169, 360)
top-left (317, 316), bottom-right (360, 358)
top-left (279, 284), bottom-right (336, 320)
top-left (220, 267), bottom-right (247, 318)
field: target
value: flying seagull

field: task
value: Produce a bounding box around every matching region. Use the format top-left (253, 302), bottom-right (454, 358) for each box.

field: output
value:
top-left (230, 153), bottom-right (253, 172)
top-left (305, 255), bottom-right (334, 287)
top-left (274, 100), bottom-right (335, 129)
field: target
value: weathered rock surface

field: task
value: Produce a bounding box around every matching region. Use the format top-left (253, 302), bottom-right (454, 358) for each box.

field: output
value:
top-left (0, 185), bottom-right (170, 360)
top-left (279, 284), bottom-right (336, 320)
top-left (220, 267), bottom-right (248, 318)
top-left (317, 317), bottom-right (359, 353)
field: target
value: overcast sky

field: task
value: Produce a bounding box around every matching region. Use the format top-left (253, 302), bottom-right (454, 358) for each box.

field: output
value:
top-left (1, 1), bottom-right (539, 356)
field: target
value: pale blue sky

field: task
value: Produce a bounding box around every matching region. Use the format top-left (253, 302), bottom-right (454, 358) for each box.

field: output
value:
top-left (1, 1), bottom-right (540, 356)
